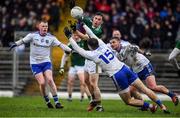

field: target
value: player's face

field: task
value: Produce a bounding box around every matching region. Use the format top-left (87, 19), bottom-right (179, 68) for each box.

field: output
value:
top-left (92, 15), bottom-right (103, 28)
top-left (72, 34), bottom-right (80, 41)
top-left (112, 30), bottom-right (121, 39)
top-left (110, 39), bottom-right (120, 51)
top-left (39, 22), bottom-right (48, 36)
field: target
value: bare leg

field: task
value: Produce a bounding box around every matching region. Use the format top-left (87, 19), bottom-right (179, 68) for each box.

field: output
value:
top-left (67, 74), bottom-right (75, 101)
top-left (130, 86), bottom-right (143, 100)
top-left (77, 72), bottom-right (91, 101)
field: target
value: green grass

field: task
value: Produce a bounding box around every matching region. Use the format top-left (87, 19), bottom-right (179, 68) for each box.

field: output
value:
top-left (0, 96), bottom-right (179, 117)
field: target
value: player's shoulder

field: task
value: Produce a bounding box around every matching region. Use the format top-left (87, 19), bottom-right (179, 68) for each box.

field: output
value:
top-left (46, 32), bottom-right (56, 38)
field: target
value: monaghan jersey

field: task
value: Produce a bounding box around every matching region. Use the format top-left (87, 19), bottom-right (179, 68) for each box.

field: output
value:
top-left (116, 45), bottom-right (150, 73)
top-left (69, 36), bottom-right (125, 77)
top-left (15, 31), bottom-right (71, 64)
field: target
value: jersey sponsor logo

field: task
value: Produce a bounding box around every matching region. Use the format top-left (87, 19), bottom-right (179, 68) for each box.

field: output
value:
top-left (41, 38), bottom-right (44, 42)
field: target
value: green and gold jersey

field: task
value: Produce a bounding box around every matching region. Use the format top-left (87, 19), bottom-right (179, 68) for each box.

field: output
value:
top-left (68, 40), bottom-right (86, 66)
top-left (175, 40), bottom-right (180, 49)
top-left (82, 16), bottom-right (103, 38)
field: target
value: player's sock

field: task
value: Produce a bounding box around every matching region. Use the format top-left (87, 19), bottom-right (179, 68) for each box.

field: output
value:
top-left (92, 94), bottom-right (95, 100)
top-left (69, 94), bottom-right (72, 98)
top-left (155, 100), bottom-right (162, 107)
top-left (53, 95), bottom-right (59, 104)
top-left (44, 95), bottom-right (50, 103)
top-left (88, 96), bottom-right (91, 101)
top-left (167, 91), bottom-right (175, 98)
top-left (80, 95), bottom-right (84, 102)
top-left (142, 102), bottom-right (150, 109)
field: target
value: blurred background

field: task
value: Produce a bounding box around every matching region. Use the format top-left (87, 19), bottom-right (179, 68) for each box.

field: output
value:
top-left (0, 0), bottom-right (180, 97)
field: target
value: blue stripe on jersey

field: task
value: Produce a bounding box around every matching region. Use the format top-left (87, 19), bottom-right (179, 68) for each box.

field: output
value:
top-left (112, 65), bottom-right (137, 91)
top-left (137, 63), bottom-right (155, 80)
top-left (31, 62), bottom-right (52, 75)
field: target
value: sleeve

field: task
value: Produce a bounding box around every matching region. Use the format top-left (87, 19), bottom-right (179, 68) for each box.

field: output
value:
top-left (69, 37), bottom-right (94, 60)
top-left (60, 52), bottom-right (69, 68)
top-left (15, 33), bottom-right (33, 46)
top-left (82, 24), bottom-right (105, 46)
top-left (52, 37), bottom-right (72, 52)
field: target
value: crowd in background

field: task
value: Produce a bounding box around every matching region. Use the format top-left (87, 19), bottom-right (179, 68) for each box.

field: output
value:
top-left (0, 0), bottom-right (63, 47)
top-left (0, 0), bottom-right (180, 49)
top-left (85, 0), bottom-right (180, 49)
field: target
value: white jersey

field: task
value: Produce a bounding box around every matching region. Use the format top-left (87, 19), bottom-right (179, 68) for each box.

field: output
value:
top-left (69, 24), bottom-right (126, 76)
top-left (16, 31), bottom-right (71, 64)
top-left (116, 45), bottom-right (150, 73)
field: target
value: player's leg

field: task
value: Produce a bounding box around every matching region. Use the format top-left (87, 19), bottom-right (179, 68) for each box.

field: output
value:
top-left (119, 91), bottom-right (157, 113)
top-left (169, 48), bottom-right (180, 70)
top-left (31, 63), bottom-right (53, 108)
top-left (67, 67), bottom-right (76, 101)
top-left (43, 62), bottom-right (63, 109)
top-left (76, 66), bottom-right (91, 102)
top-left (145, 75), bottom-right (179, 106)
top-left (85, 60), bottom-right (103, 111)
top-left (132, 79), bottom-right (170, 113)
top-left (130, 86), bottom-right (143, 100)
top-left (112, 66), bottom-right (157, 113)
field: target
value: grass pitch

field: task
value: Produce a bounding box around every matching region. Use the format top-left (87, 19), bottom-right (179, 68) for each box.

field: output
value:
top-left (0, 96), bottom-right (179, 117)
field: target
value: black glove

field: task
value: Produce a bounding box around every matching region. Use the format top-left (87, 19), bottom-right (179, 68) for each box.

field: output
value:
top-left (9, 43), bottom-right (17, 51)
top-left (68, 20), bottom-right (77, 32)
top-left (69, 0), bottom-right (76, 9)
top-left (64, 27), bottom-right (72, 39)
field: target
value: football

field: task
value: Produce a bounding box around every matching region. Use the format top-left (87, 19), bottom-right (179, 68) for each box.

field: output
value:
top-left (70, 6), bottom-right (84, 19)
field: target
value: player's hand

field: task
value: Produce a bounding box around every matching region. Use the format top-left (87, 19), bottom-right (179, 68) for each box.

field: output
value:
top-left (68, 20), bottom-right (77, 32)
top-left (69, 0), bottom-right (75, 9)
top-left (59, 68), bottom-right (64, 75)
top-left (64, 27), bottom-right (72, 39)
top-left (9, 43), bottom-right (17, 51)
top-left (144, 51), bottom-right (151, 56)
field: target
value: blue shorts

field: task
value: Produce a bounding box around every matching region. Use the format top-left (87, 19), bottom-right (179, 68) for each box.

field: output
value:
top-left (137, 63), bottom-right (155, 80)
top-left (112, 65), bottom-right (137, 92)
top-left (31, 62), bottom-right (52, 75)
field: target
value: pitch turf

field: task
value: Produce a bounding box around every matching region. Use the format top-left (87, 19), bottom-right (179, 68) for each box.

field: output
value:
top-left (0, 96), bottom-right (179, 117)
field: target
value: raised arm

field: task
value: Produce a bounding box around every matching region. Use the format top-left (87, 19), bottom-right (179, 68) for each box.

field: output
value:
top-left (82, 24), bottom-right (105, 46)
top-left (63, 27), bottom-right (93, 60)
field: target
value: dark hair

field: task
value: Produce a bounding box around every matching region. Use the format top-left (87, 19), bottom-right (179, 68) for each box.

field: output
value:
top-left (110, 37), bottom-right (120, 41)
top-left (95, 12), bottom-right (103, 17)
top-left (87, 38), bottom-right (99, 50)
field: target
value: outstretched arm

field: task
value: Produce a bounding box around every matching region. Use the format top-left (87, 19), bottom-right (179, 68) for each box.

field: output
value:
top-left (69, 37), bottom-right (92, 60)
top-left (82, 24), bottom-right (105, 46)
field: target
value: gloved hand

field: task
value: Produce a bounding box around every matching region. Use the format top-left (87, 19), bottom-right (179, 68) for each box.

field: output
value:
top-left (64, 27), bottom-right (72, 39)
top-left (59, 68), bottom-right (64, 75)
top-left (9, 43), bottom-right (17, 51)
top-left (68, 20), bottom-right (77, 32)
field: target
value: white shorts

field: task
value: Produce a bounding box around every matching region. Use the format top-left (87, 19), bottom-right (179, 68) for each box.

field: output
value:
top-left (68, 65), bottom-right (84, 76)
top-left (84, 59), bottom-right (102, 74)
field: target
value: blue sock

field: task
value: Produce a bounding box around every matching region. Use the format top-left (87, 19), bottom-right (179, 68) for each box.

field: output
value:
top-left (53, 95), bottom-right (59, 104)
top-left (44, 95), bottom-right (50, 103)
top-left (167, 91), bottom-right (175, 98)
top-left (143, 102), bottom-right (150, 108)
top-left (156, 100), bottom-right (162, 106)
